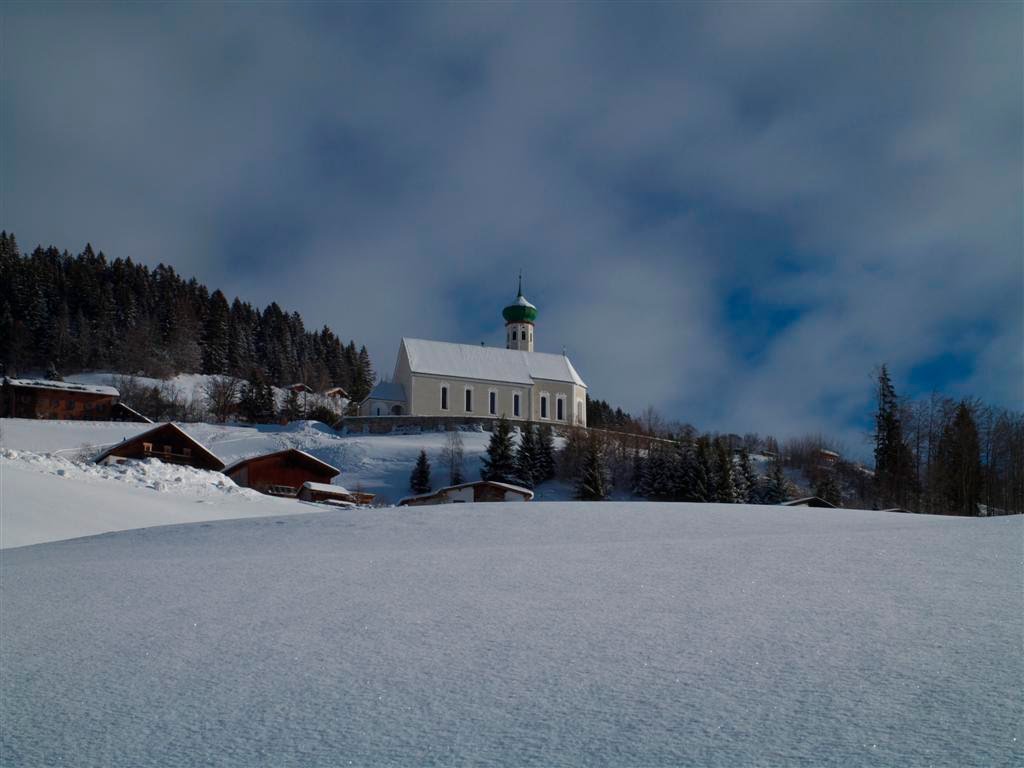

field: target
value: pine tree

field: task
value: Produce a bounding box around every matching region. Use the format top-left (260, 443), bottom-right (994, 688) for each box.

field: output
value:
top-left (935, 401), bottom-right (982, 515)
top-left (814, 472), bottom-right (842, 507)
top-left (690, 437), bottom-right (714, 502)
top-left (535, 423), bottom-right (556, 483)
top-left (714, 439), bottom-right (739, 503)
top-left (763, 456), bottom-right (792, 504)
top-left (514, 424), bottom-right (538, 489)
top-left (410, 450), bottom-right (432, 495)
top-left (735, 447), bottom-right (757, 504)
top-left (480, 416), bottom-right (518, 484)
top-left (202, 290), bottom-right (230, 374)
top-left (873, 365), bottom-right (915, 508)
top-left (576, 434), bottom-right (610, 501)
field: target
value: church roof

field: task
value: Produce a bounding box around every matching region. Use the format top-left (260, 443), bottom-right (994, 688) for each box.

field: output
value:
top-left (365, 380), bottom-right (406, 402)
top-left (401, 338), bottom-right (586, 388)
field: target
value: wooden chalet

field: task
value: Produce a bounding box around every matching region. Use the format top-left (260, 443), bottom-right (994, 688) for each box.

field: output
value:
top-left (2, 378), bottom-right (119, 420)
top-left (322, 387), bottom-right (348, 400)
top-left (95, 423), bottom-right (225, 471)
top-left (223, 449), bottom-right (340, 497)
top-left (288, 383), bottom-right (314, 394)
top-left (298, 481), bottom-right (376, 506)
top-left (399, 480), bottom-right (534, 507)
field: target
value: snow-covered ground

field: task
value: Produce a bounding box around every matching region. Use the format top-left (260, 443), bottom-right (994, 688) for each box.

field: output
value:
top-left (1, 417), bottom-right (569, 548)
top-left (2, 503), bottom-right (1020, 766)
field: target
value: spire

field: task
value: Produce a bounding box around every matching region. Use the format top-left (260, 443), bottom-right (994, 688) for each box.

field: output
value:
top-left (517, 271), bottom-right (523, 298)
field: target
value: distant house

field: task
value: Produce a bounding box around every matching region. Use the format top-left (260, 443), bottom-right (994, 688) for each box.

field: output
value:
top-left (817, 449), bottom-right (840, 466)
top-left (298, 482), bottom-right (375, 506)
top-left (1, 378), bottom-right (119, 420)
top-left (110, 402), bottom-right (153, 423)
top-left (399, 480), bottom-right (534, 507)
top-left (322, 387), bottom-right (348, 400)
top-left (95, 423), bottom-right (225, 471)
top-left (782, 496), bottom-right (838, 509)
top-left (223, 449), bottom-right (340, 497)
top-left (288, 383), bottom-right (314, 394)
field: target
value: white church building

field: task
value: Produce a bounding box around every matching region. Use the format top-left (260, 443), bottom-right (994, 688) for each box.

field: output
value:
top-left (359, 283), bottom-right (587, 427)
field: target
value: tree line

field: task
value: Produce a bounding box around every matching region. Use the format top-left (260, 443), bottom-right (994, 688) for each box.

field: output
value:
top-left (0, 232), bottom-right (375, 401)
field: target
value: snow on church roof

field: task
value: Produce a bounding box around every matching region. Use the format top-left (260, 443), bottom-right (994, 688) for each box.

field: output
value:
top-left (402, 338), bottom-right (586, 388)
top-left (366, 380), bottom-right (406, 402)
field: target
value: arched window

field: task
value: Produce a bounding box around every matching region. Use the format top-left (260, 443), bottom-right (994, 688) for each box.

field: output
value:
top-left (513, 392), bottom-right (521, 417)
top-left (556, 396), bottom-right (565, 421)
top-left (540, 394), bottom-right (548, 419)
top-left (465, 387), bottom-right (473, 412)
top-left (440, 385), bottom-right (448, 410)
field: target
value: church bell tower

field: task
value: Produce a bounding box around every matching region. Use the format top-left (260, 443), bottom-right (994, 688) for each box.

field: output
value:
top-left (503, 274), bottom-right (537, 352)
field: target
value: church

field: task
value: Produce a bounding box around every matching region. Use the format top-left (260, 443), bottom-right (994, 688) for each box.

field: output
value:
top-left (359, 282), bottom-right (588, 427)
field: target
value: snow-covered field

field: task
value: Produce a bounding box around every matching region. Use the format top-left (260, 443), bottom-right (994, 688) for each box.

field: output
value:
top-left (2, 502), bottom-right (1020, 767)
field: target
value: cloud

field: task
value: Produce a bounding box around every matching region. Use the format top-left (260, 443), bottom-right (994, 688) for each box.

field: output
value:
top-left (3, 2), bottom-right (1020, 454)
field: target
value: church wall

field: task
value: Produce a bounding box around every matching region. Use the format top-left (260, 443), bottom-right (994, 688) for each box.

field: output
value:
top-left (530, 379), bottom-right (587, 428)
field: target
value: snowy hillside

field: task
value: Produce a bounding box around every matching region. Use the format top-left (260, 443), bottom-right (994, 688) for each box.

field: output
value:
top-left (2, 503), bottom-right (1020, 767)
top-left (1, 416), bottom-right (570, 547)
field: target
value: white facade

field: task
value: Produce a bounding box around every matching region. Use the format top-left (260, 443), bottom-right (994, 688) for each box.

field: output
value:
top-left (358, 289), bottom-right (587, 425)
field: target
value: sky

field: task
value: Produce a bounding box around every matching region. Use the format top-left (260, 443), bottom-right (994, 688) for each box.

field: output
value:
top-left (3, 2), bottom-right (1021, 452)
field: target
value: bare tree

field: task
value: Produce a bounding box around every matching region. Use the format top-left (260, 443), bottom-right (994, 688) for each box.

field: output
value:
top-left (440, 429), bottom-right (465, 485)
top-left (204, 375), bottom-right (242, 424)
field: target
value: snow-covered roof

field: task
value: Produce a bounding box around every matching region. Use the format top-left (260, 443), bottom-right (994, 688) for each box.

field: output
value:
top-left (301, 481), bottom-right (353, 494)
top-left (402, 338), bottom-right (586, 388)
top-left (782, 496), bottom-right (837, 509)
top-left (223, 449), bottom-right (340, 477)
top-left (398, 479), bottom-right (535, 505)
top-left (514, 294), bottom-right (536, 309)
top-left (3, 378), bottom-right (119, 397)
top-left (365, 380), bottom-right (406, 403)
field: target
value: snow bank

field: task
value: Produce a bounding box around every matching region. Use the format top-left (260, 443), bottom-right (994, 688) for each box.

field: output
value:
top-left (1, 503), bottom-right (1020, 766)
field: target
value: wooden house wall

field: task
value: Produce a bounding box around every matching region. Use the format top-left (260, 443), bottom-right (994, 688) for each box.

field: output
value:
top-left (2, 384), bottom-right (115, 420)
top-left (230, 455), bottom-right (336, 494)
top-left (105, 427), bottom-right (221, 470)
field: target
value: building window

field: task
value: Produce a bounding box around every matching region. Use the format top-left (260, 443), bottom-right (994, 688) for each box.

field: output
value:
top-left (143, 442), bottom-right (153, 453)
top-left (540, 395), bottom-right (548, 419)
top-left (512, 330), bottom-right (517, 341)
top-left (183, 447), bottom-right (192, 457)
top-left (440, 385), bottom-right (448, 410)
top-left (556, 397), bottom-right (564, 421)
top-left (67, 399), bottom-right (75, 409)
top-left (513, 393), bottom-right (520, 417)
top-left (489, 390), bottom-right (497, 415)
top-left (577, 399), bottom-right (584, 424)
top-left (163, 444), bottom-right (173, 454)
top-left (465, 387), bottom-right (473, 412)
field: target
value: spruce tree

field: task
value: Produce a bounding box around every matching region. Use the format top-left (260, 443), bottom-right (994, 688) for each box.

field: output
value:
top-left (284, 389), bottom-right (303, 422)
top-left (576, 434), bottom-right (610, 501)
top-left (690, 437), bottom-right (715, 502)
top-left (814, 472), bottom-right (842, 507)
top-left (714, 439), bottom-right (739, 503)
top-left (410, 450), bottom-right (432, 495)
top-left (480, 416), bottom-right (518, 484)
top-left (535, 423), bottom-right (556, 483)
top-left (514, 424), bottom-right (538, 489)
top-left (763, 457), bottom-right (792, 504)
top-left (202, 290), bottom-right (230, 374)
top-left (935, 401), bottom-right (982, 515)
top-left (736, 447), bottom-right (757, 504)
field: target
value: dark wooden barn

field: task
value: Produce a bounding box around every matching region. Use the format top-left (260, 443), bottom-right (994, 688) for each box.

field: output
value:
top-left (1, 378), bottom-right (119, 420)
top-left (223, 449), bottom-right (340, 497)
top-left (94, 423), bottom-right (225, 471)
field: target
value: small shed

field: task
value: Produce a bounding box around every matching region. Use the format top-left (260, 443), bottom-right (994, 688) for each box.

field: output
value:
top-left (399, 480), bottom-right (534, 507)
top-left (782, 496), bottom-right (838, 509)
top-left (2, 378), bottom-right (119, 420)
top-left (223, 449), bottom-right (340, 497)
top-left (298, 482), bottom-right (376, 506)
top-left (95, 423), bottom-right (225, 471)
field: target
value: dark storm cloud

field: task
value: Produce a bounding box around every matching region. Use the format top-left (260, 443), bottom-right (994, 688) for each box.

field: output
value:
top-left (3, 2), bottom-right (1021, 448)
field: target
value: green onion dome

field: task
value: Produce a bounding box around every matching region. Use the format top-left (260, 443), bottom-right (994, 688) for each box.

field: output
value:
top-left (503, 290), bottom-right (537, 324)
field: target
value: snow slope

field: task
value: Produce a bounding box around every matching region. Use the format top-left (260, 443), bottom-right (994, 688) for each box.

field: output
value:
top-left (2, 503), bottom-right (1020, 767)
